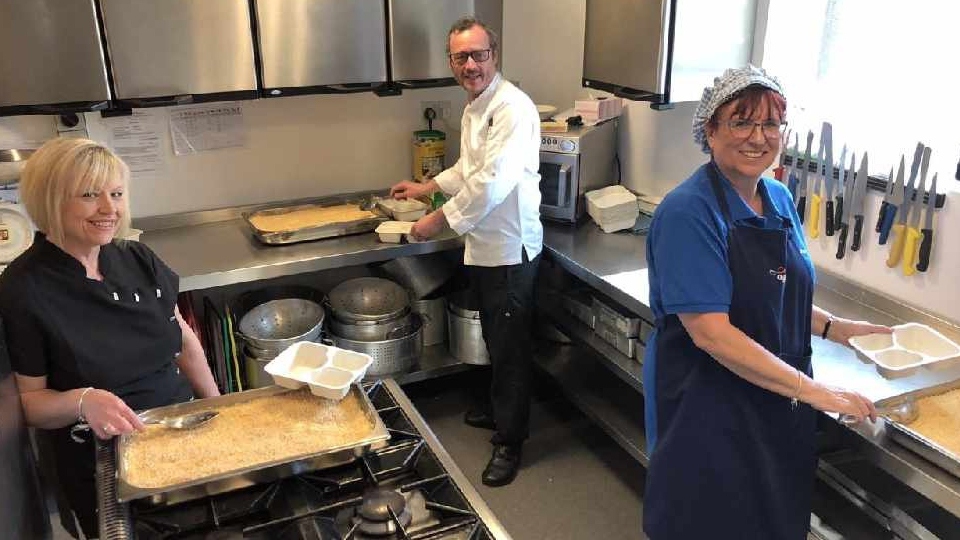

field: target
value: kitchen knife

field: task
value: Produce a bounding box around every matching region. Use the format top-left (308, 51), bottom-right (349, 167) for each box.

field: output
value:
top-left (850, 152), bottom-right (869, 252)
top-left (876, 166), bottom-right (894, 233)
top-left (822, 123), bottom-right (836, 236)
top-left (787, 133), bottom-right (800, 199)
top-left (917, 173), bottom-right (938, 272)
top-left (777, 127), bottom-right (792, 181)
top-left (797, 130), bottom-right (813, 224)
top-left (834, 144), bottom-right (848, 229)
top-left (808, 124), bottom-right (827, 238)
top-left (902, 147), bottom-right (931, 276)
top-left (836, 151), bottom-right (857, 259)
top-left (879, 143), bottom-right (921, 244)
top-left (886, 144), bottom-right (923, 267)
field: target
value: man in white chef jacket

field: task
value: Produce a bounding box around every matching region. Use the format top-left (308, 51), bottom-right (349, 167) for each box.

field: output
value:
top-left (390, 16), bottom-right (542, 487)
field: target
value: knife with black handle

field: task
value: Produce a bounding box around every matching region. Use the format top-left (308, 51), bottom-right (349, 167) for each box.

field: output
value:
top-left (851, 153), bottom-right (868, 251)
top-left (917, 173), bottom-right (938, 272)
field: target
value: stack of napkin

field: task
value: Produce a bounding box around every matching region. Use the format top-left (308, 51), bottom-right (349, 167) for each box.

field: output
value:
top-left (585, 185), bottom-right (640, 233)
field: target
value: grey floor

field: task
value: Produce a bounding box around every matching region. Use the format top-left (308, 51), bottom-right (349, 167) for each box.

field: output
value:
top-left (407, 371), bottom-right (648, 540)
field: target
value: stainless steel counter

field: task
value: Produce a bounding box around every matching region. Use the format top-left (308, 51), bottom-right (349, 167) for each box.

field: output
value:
top-left (541, 220), bottom-right (960, 521)
top-left (137, 203), bottom-right (463, 291)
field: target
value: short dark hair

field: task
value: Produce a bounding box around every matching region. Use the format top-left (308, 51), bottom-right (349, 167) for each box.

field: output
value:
top-left (447, 16), bottom-right (499, 56)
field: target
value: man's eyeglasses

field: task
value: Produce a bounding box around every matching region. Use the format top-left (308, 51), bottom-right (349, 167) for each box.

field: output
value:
top-left (449, 49), bottom-right (492, 66)
top-left (726, 119), bottom-right (787, 139)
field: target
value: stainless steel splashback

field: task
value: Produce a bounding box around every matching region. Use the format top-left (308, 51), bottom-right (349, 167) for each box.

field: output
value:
top-left (0, 0), bottom-right (110, 113)
top-left (99, 0), bottom-right (257, 104)
top-left (255, 0), bottom-right (388, 94)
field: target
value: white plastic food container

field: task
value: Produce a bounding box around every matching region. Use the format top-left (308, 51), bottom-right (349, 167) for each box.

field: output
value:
top-left (307, 366), bottom-right (355, 400)
top-left (263, 342), bottom-right (373, 400)
top-left (848, 323), bottom-right (960, 379)
top-left (378, 198), bottom-right (428, 221)
top-left (375, 221), bottom-right (414, 243)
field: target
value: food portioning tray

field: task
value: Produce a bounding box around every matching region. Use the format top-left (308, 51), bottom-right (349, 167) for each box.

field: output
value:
top-left (243, 196), bottom-right (388, 245)
top-left (114, 385), bottom-right (390, 505)
top-left (877, 378), bottom-right (960, 479)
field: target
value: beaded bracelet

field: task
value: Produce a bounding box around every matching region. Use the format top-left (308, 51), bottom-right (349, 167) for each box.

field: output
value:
top-left (77, 387), bottom-right (94, 423)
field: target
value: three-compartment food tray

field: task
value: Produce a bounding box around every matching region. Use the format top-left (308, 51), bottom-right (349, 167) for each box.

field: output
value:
top-left (875, 378), bottom-right (960, 479)
top-left (375, 198), bottom-right (429, 222)
top-left (265, 342), bottom-right (373, 399)
top-left (848, 322), bottom-right (960, 379)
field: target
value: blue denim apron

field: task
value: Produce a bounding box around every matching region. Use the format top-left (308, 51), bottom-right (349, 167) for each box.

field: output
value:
top-left (643, 164), bottom-right (817, 539)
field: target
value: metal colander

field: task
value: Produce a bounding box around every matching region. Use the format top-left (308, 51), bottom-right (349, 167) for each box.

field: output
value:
top-left (237, 298), bottom-right (324, 350)
top-left (327, 277), bottom-right (410, 323)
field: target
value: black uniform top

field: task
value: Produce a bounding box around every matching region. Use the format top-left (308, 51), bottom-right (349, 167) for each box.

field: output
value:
top-left (0, 232), bottom-right (191, 411)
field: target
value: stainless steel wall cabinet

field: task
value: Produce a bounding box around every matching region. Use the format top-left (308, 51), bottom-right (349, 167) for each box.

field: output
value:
top-left (0, 0), bottom-right (111, 115)
top-left (583, 0), bottom-right (756, 107)
top-left (388, 0), bottom-right (502, 88)
top-left (99, 0), bottom-right (258, 107)
top-left (256, 0), bottom-right (388, 96)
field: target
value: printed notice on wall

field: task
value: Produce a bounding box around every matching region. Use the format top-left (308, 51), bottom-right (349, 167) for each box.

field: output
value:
top-left (169, 102), bottom-right (246, 156)
top-left (103, 109), bottom-right (168, 181)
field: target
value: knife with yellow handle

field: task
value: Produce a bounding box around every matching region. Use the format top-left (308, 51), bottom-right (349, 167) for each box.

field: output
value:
top-left (886, 144), bottom-right (923, 267)
top-left (902, 147), bottom-right (930, 276)
top-left (807, 124), bottom-right (827, 239)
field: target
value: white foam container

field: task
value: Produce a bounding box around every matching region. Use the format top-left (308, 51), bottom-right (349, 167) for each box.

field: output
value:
top-left (375, 221), bottom-right (413, 243)
top-left (264, 341), bottom-right (373, 399)
top-left (378, 199), bottom-right (428, 221)
top-left (307, 366), bottom-right (355, 399)
top-left (848, 323), bottom-right (960, 379)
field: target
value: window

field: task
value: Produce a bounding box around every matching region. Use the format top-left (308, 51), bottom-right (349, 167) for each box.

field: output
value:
top-left (762, 0), bottom-right (958, 186)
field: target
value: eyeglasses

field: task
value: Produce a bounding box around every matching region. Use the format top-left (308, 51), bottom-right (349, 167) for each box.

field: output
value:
top-left (726, 119), bottom-right (787, 139)
top-left (448, 49), bottom-right (492, 66)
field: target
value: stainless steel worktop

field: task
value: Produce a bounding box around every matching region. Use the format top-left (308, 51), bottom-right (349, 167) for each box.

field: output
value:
top-left (541, 220), bottom-right (960, 521)
top-left (138, 204), bottom-right (463, 291)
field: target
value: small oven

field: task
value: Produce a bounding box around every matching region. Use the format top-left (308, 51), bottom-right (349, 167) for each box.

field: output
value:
top-left (538, 119), bottom-right (618, 222)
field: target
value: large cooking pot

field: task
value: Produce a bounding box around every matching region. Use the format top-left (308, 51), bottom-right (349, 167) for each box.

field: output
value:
top-left (378, 253), bottom-right (454, 300)
top-left (327, 277), bottom-right (410, 323)
top-left (328, 314), bottom-right (423, 377)
top-left (446, 297), bottom-right (489, 365)
top-left (327, 310), bottom-right (412, 341)
top-left (243, 346), bottom-right (278, 389)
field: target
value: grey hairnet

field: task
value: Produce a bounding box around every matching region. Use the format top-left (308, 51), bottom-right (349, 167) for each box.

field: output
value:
top-left (692, 65), bottom-right (786, 154)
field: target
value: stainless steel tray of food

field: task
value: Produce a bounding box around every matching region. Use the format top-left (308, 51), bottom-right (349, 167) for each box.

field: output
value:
top-left (114, 384), bottom-right (390, 505)
top-left (243, 195), bottom-right (388, 245)
top-left (878, 378), bottom-right (960, 479)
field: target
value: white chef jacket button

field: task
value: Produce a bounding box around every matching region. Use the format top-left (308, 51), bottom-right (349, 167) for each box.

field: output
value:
top-left (169, 315), bottom-right (176, 321)
top-left (133, 292), bottom-right (140, 302)
top-left (505, 311), bottom-right (511, 317)
top-left (174, 351), bottom-right (181, 359)
top-left (112, 292), bottom-right (119, 301)
top-left (156, 288), bottom-right (162, 298)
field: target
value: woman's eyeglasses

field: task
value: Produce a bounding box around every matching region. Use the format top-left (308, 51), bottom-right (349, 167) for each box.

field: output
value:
top-left (449, 49), bottom-right (492, 66)
top-left (727, 119), bottom-right (787, 139)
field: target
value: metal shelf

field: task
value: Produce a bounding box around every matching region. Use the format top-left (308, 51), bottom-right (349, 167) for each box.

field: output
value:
top-left (534, 342), bottom-right (648, 466)
top-left (539, 292), bottom-right (644, 393)
top-left (393, 343), bottom-right (475, 386)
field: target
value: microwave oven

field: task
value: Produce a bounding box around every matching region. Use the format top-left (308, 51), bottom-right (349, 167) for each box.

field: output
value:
top-left (538, 119), bottom-right (618, 222)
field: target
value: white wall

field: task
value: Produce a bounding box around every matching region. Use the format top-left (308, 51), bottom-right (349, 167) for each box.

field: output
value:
top-left (502, 0), bottom-right (960, 324)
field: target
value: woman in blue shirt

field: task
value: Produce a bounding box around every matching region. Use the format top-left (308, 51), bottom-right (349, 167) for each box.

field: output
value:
top-left (642, 65), bottom-right (890, 539)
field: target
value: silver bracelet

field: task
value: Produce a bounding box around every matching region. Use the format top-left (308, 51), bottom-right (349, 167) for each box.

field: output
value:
top-left (77, 387), bottom-right (94, 423)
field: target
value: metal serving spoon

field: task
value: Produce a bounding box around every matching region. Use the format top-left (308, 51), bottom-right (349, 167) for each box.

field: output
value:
top-left (840, 397), bottom-right (918, 426)
top-left (71, 410), bottom-right (219, 442)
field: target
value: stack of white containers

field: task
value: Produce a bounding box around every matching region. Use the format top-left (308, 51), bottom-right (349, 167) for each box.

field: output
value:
top-left (575, 97), bottom-right (623, 123)
top-left (585, 185), bottom-right (639, 233)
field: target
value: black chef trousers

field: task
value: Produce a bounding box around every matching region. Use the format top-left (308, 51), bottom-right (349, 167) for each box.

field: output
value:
top-left (469, 251), bottom-right (540, 446)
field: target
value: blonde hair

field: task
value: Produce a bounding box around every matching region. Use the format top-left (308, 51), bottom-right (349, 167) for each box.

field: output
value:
top-left (19, 138), bottom-right (131, 246)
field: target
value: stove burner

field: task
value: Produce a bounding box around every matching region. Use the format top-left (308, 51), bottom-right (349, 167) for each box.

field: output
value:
top-left (353, 488), bottom-right (412, 536)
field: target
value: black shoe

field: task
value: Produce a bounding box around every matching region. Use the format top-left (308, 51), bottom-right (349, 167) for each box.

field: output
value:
top-left (481, 444), bottom-right (521, 487)
top-left (464, 409), bottom-right (496, 430)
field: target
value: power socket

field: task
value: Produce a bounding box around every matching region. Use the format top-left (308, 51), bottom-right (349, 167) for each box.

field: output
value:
top-left (54, 113), bottom-right (87, 133)
top-left (420, 101), bottom-right (451, 121)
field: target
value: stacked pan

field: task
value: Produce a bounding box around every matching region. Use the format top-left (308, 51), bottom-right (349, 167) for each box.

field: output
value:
top-left (325, 277), bottom-right (422, 377)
